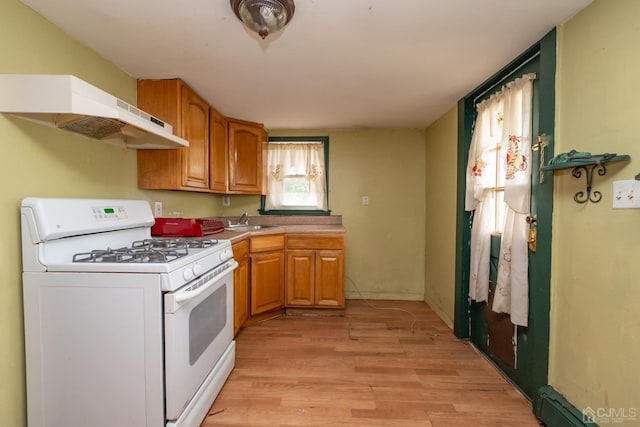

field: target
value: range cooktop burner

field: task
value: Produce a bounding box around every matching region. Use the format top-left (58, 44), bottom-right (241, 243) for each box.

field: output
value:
top-left (72, 238), bottom-right (218, 263)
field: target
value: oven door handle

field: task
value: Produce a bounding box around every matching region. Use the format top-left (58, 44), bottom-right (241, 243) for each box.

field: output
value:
top-left (165, 260), bottom-right (238, 314)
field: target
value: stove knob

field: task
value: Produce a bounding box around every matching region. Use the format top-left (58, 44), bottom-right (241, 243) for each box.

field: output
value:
top-left (192, 263), bottom-right (203, 276)
top-left (183, 268), bottom-right (194, 281)
top-left (219, 250), bottom-right (228, 262)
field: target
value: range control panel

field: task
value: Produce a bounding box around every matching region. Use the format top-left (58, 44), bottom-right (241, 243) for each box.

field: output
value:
top-left (92, 206), bottom-right (129, 221)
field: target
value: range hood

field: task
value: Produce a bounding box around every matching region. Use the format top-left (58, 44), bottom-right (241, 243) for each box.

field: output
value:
top-left (0, 74), bottom-right (188, 149)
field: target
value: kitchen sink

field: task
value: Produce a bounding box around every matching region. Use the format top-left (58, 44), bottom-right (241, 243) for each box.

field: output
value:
top-left (224, 224), bottom-right (274, 232)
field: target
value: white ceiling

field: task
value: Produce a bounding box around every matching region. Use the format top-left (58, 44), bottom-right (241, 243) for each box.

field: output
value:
top-left (22, 0), bottom-right (592, 130)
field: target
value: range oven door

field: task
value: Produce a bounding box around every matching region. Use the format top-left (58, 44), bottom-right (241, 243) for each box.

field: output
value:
top-left (164, 259), bottom-right (237, 423)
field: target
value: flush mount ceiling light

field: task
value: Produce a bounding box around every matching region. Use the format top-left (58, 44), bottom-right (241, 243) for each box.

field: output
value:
top-left (230, 0), bottom-right (295, 40)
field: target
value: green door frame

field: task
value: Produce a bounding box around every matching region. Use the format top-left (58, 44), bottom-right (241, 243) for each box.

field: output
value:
top-left (454, 29), bottom-right (556, 396)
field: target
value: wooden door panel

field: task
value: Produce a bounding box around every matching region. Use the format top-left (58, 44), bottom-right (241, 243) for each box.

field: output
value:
top-left (250, 252), bottom-right (285, 315)
top-left (315, 250), bottom-right (344, 307)
top-left (228, 120), bottom-right (263, 193)
top-left (210, 108), bottom-right (228, 192)
top-left (286, 250), bottom-right (315, 306)
top-left (181, 85), bottom-right (209, 189)
top-left (233, 255), bottom-right (249, 334)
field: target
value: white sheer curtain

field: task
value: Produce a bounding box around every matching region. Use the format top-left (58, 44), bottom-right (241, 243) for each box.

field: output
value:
top-left (465, 96), bottom-right (502, 304)
top-left (265, 142), bottom-right (327, 211)
top-left (465, 73), bottom-right (535, 327)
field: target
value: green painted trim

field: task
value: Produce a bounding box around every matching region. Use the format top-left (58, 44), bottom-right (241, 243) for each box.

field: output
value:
top-left (534, 386), bottom-right (592, 427)
top-left (454, 28), bottom-right (557, 397)
top-left (454, 97), bottom-right (473, 338)
top-left (528, 27), bottom-right (556, 398)
top-left (260, 136), bottom-right (330, 216)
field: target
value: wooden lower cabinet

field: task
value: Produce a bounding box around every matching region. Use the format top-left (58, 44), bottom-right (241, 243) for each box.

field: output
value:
top-left (315, 250), bottom-right (345, 306)
top-left (235, 232), bottom-right (344, 330)
top-left (286, 250), bottom-right (315, 306)
top-left (232, 239), bottom-right (249, 335)
top-left (286, 233), bottom-right (345, 308)
top-left (250, 234), bottom-right (285, 316)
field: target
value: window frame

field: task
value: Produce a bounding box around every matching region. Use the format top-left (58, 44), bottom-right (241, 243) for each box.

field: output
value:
top-left (259, 136), bottom-right (331, 216)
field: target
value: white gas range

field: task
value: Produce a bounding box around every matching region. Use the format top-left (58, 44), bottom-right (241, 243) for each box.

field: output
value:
top-left (21, 197), bottom-right (237, 427)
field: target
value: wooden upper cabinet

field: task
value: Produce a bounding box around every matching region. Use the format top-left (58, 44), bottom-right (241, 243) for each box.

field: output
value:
top-left (181, 85), bottom-right (210, 189)
top-left (136, 78), bottom-right (266, 194)
top-left (137, 79), bottom-right (210, 191)
top-left (210, 107), bottom-right (229, 193)
top-left (228, 118), bottom-right (264, 194)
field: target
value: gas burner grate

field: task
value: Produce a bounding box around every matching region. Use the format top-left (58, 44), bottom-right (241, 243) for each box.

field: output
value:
top-left (73, 245), bottom-right (189, 264)
top-left (129, 247), bottom-right (188, 263)
top-left (132, 238), bottom-right (218, 250)
top-left (72, 238), bottom-right (218, 264)
top-left (73, 247), bottom-right (140, 263)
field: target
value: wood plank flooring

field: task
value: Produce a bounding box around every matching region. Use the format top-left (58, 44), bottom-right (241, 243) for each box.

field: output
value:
top-left (202, 300), bottom-right (542, 427)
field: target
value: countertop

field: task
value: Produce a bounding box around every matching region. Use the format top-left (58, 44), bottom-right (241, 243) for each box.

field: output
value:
top-left (214, 224), bottom-right (346, 244)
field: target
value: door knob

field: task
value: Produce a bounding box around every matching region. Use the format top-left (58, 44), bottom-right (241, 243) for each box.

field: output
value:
top-left (526, 215), bottom-right (537, 252)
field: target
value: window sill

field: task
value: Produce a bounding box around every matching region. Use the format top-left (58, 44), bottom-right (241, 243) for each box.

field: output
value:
top-left (258, 209), bottom-right (332, 216)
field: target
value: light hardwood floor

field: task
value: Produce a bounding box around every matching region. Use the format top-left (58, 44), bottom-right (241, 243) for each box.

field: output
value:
top-left (203, 300), bottom-right (542, 427)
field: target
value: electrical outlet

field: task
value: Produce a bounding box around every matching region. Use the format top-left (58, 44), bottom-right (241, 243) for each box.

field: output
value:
top-left (362, 196), bottom-right (369, 206)
top-left (612, 180), bottom-right (640, 208)
top-left (222, 196), bottom-right (231, 207)
top-left (154, 201), bottom-right (163, 217)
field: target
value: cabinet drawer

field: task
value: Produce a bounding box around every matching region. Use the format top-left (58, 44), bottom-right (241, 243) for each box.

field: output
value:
top-left (286, 233), bottom-right (345, 250)
top-left (232, 238), bottom-right (249, 259)
top-left (250, 234), bottom-right (285, 252)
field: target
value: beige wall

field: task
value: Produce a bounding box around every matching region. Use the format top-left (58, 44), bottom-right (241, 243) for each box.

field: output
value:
top-left (0, 2), bottom-right (222, 424)
top-left (208, 128), bottom-right (428, 302)
top-left (419, 0), bottom-right (640, 415)
top-left (265, 129), bottom-right (428, 301)
top-left (11, 0), bottom-right (637, 422)
top-left (0, 3), bottom-right (427, 421)
top-left (550, 0), bottom-right (640, 413)
top-left (424, 107), bottom-right (458, 327)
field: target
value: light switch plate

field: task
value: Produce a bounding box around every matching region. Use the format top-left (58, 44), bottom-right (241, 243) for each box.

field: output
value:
top-left (612, 180), bottom-right (640, 208)
top-left (154, 201), bottom-right (163, 217)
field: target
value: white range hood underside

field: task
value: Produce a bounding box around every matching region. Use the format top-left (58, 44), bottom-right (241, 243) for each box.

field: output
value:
top-left (0, 74), bottom-right (188, 149)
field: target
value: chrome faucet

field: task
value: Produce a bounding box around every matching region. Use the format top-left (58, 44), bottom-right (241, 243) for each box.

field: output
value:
top-left (238, 212), bottom-right (249, 225)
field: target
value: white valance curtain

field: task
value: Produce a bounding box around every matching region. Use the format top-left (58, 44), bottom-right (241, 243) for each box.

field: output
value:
top-left (265, 142), bottom-right (327, 210)
top-left (465, 73), bottom-right (535, 327)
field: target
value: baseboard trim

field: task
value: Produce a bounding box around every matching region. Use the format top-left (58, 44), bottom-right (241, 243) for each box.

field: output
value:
top-left (534, 386), bottom-right (592, 427)
top-left (423, 296), bottom-right (454, 330)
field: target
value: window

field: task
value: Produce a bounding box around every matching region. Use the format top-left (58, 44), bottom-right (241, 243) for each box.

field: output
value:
top-left (259, 136), bottom-right (330, 215)
top-left (488, 138), bottom-right (506, 234)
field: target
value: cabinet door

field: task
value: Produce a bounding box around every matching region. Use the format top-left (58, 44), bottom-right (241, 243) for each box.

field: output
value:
top-left (233, 238), bottom-right (250, 334)
top-left (250, 251), bottom-right (285, 315)
top-left (286, 250), bottom-right (315, 306)
top-left (136, 79), bottom-right (182, 190)
top-left (210, 108), bottom-right (228, 193)
top-left (228, 120), bottom-right (263, 194)
top-left (233, 254), bottom-right (249, 335)
top-left (315, 250), bottom-right (345, 307)
top-left (180, 85), bottom-right (210, 189)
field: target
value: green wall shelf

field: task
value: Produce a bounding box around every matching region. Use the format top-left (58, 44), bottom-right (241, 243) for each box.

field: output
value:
top-left (541, 154), bottom-right (631, 203)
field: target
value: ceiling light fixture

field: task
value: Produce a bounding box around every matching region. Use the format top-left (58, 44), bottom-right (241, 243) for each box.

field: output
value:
top-left (230, 0), bottom-right (295, 40)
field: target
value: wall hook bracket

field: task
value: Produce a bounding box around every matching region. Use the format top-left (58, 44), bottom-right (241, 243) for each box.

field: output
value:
top-left (571, 163), bottom-right (606, 203)
top-left (540, 153), bottom-right (631, 204)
